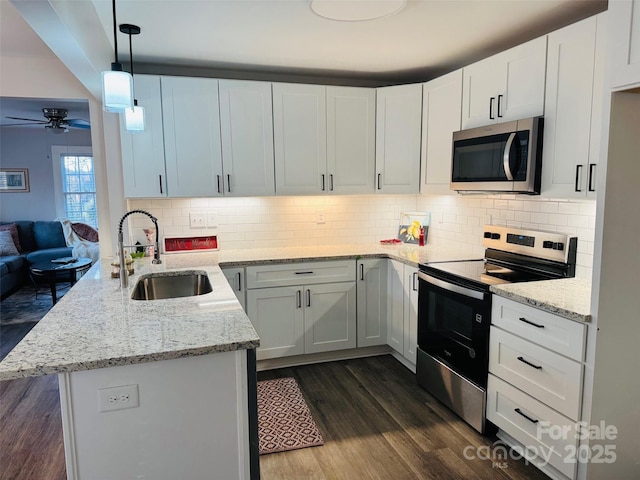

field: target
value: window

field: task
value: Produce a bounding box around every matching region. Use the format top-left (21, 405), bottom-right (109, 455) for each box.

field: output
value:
top-left (51, 146), bottom-right (97, 228)
top-left (61, 154), bottom-right (97, 227)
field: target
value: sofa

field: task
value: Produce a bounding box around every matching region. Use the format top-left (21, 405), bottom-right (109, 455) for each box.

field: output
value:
top-left (0, 221), bottom-right (93, 298)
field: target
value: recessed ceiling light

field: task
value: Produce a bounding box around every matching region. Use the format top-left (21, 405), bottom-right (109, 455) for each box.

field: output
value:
top-left (310, 0), bottom-right (407, 22)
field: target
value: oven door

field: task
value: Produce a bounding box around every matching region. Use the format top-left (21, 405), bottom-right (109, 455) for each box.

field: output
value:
top-left (417, 271), bottom-right (491, 387)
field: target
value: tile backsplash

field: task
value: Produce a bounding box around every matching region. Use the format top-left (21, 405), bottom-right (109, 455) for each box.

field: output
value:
top-left (128, 193), bottom-right (596, 278)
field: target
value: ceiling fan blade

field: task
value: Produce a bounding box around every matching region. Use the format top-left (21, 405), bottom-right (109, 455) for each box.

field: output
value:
top-left (5, 116), bottom-right (48, 123)
top-left (67, 119), bottom-right (91, 129)
top-left (1, 122), bottom-right (48, 127)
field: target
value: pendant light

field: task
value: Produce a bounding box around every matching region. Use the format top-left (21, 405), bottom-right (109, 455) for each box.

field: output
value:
top-left (101, 0), bottom-right (133, 112)
top-left (121, 23), bottom-right (145, 132)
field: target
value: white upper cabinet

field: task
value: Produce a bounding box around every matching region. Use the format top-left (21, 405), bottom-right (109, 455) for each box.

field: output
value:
top-left (273, 83), bottom-right (327, 195)
top-left (610, 0), bottom-right (640, 89)
top-left (375, 84), bottom-right (422, 194)
top-left (421, 70), bottom-right (462, 194)
top-left (326, 86), bottom-right (376, 194)
top-left (119, 74), bottom-right (167, 198)
top-left (162, 76), bottom-right (223, 197)
top-left (219, 80), bottom-right (275, 196)
top-left (542, 14), bottom-right (606, 198)
top-left (462, 37), bottom-right (547, 129)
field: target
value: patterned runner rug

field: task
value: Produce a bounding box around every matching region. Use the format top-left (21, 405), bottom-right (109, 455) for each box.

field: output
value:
top-left (257, 377), bottom-right (325, 455)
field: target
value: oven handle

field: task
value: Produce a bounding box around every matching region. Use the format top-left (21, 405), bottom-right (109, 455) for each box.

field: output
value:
top-left (417, 272), bottom-right (485, 300)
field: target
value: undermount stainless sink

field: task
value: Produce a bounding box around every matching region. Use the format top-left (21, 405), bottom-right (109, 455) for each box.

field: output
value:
top-left (131, 271), bottom-right (213, 300)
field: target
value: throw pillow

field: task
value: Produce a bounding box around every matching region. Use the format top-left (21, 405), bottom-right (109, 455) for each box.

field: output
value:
top-left (0, 223), bottom-right (22, 252)
top-left (71, 222), bottom-right (99, 242)
top-left (0, 230), bottom-right (19, 256)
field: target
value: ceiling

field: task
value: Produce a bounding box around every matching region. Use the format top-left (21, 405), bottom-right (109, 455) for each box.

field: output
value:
top-left (90, 0), bottom-right (606, 82)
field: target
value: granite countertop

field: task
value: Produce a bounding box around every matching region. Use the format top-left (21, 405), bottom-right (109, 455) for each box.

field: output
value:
top-left (490, 277), bottom-right (592, 323)
top-left (0, 259), bottom-right (260, 381)
top-left (0, 243), bottom-right (481, 381)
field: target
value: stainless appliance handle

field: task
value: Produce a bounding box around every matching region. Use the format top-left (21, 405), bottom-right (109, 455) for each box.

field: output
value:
top-left (503, 132), bottom-right (516, 181)
top-left (417, 271), bottom-right (484, 300)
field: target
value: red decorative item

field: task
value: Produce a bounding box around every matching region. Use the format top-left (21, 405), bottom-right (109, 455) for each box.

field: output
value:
top-left (163, 235), bottom-right (218, 253)
top-left (419, 227), bottom-right (425, 246)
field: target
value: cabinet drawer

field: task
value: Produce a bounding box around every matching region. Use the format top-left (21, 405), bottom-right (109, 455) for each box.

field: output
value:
top-left (246, 260), bottom-right (356, 289)
top-left (489, 327), bottom-right (583, 420)
top-left (492, 296), bottom-right (587, 361)
top-left (487, 374), bottom-right (577, 479)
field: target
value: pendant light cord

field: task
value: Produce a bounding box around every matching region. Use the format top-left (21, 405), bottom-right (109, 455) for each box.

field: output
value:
top-left (128, 32), bottom-right (135, 93)
top-left (112, 0), bottom-right (119, 64)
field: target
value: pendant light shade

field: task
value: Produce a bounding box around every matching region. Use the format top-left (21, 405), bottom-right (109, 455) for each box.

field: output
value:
top-left (102, 66), bottom-right (134, 112)
top-left (125, 100), bottom-right (145, 132)
top-left (101, 0), bottom-right (134, 112)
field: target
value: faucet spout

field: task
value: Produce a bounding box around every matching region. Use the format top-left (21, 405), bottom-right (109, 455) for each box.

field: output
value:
top-left (118, 209), bottom-right (162, 289)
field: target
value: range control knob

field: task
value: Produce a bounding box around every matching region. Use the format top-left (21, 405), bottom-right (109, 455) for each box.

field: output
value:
top-left (543, 240), bottom-right (553, 249)
top-left (554, 242), bottom-right (565, 251)
top-left (491, 233), bottom-right (501, 240)
top-left (484, 231), bottom-right (492, 238)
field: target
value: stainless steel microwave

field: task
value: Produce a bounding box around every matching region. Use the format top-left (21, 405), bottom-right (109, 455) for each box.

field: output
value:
top-left (450, 116), bottom-right (543, 194)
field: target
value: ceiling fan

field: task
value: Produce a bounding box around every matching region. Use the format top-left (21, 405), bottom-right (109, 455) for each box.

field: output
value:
top-left (2, 108), bottom-right (91, 134)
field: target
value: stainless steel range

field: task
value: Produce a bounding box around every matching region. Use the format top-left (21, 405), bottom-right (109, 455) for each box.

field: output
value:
top-left (416, 225), bottom-right (577, 433)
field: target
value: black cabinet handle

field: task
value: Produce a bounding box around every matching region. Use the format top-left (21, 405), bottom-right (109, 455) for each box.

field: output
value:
top-left (413, 271), bottom-right (418, 291)
top-left (575, 165), bottom-right (583, 192)
top-left (497, 94), bottom-right (503, 117)
top-left (330, 174), bottom-right (334, 191)
top-left (227, 174), bottom-right (231, 193)
top-left (217, 175), bottom-right (222, 194)
top-left (377, 173), bottom-right (382, 190)
top-left (306, 289), bottom-right (311, 307)
top-left (296, 290), bottom-right (302, 309)
top-left (489, 97), bottom-right (495, 120)
top-left (360, 263), bottom-right (365, 281)
top-left (295, 271), bottom-right (314, 275)
top-left (519, 317), bottom-right (544, 328)
top-left (321, 174), bottom-right (325, 191)
top-left (159, 175), bottom-right (163, 194)
top-left (236, 272), bottom-right (242, 292)
top-left (514, 408), bottom-right (539, 424)
top-left (588, 163), bottom-right (596, 192)
top-left (518, 356), bottom-right (542, 370)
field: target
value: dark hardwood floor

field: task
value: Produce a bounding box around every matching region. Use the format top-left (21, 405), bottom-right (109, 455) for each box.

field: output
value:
top-left (0, 347), bottom-right (548, 479)
top-left (258, 356), bottom-right (547, 480)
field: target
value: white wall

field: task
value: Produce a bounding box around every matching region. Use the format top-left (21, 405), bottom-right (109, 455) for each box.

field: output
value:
top-left (0, 126), bottom-right (92, 222)
top-left (128, 193), bottom-right (596, 278)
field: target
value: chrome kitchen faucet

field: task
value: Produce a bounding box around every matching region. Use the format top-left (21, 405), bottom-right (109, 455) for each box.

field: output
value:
top-left (117, 209), bottom-right (162, 288)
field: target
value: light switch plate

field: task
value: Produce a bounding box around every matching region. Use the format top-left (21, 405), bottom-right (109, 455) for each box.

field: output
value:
top-left (206, 212), bottom-right (217, 228)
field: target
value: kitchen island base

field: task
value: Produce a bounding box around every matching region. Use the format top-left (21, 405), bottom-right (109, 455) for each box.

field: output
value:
top-left (58, 350), bottom-right (256, 480)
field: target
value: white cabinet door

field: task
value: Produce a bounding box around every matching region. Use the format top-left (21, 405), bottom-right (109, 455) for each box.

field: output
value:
top-left (421, 70), bottom-right (462, 194)
top-left (403, 265), bottom-right (419, 366)
top-left (375, 84), bottom-right (422, 194)
top-left (219, 80), bottom-right (275, 196)
top-left (387, 259), bottom-right (405, 354)
top-left (273, 83), bottom-right (327, 195)
top-left (356, 259), bottom-right (388, 347)
top-left (326, 86), bottom-right (376, 194)
top-left (246, 286), bottom-right (304, 360)
top-left (161, 76), bottom-right (223, 197)
top-left (304, 282), bottom-right (357, 354)
top-left (119, 74), bottom-right (167, 197)
top-left (610, 0), bottom-right (640, 89)
top-left (542, 15), bottom-right (604, 198)
top-left (462, 37), bottom-right (546, 128)
top-left (222, 267), bottom-right (246, 312)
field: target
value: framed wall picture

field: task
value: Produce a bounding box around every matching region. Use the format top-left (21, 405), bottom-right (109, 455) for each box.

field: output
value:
top-left (0, 168), bottom-right (30, 192)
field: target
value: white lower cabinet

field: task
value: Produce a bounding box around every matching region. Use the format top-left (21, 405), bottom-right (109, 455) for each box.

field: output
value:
top-left (221, 267), bottom-right (246, 312)
top-left (356, 259), bottom-right (388, 347)
top-left (387, 260), bottom-right (419, 370)
top-left (245, 261), bottom-right (356, 361)
top-left (488, 296), bottom-right (587, 480)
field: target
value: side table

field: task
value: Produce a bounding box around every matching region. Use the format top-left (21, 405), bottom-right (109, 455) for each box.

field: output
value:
top-left (29, 258), bottom-right (92, 305)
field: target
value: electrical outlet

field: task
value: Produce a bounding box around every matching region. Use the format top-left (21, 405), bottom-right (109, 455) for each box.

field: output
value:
top-left (98, 384), bottom-right (139, 412)
top-left (190, 212), bottom-right (206, 228)
top-left (316, 209), bottom-right (326, 224)
top-left (206, 211), bottom-right (217, 228)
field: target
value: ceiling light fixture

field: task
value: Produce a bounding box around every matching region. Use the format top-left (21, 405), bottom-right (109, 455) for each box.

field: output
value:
top-left (310, 0), bottom-right (406, 22)
top-left (101, 0), bottom-right (134, 112)
top-left (120, 23), bottom-right (145, 133)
